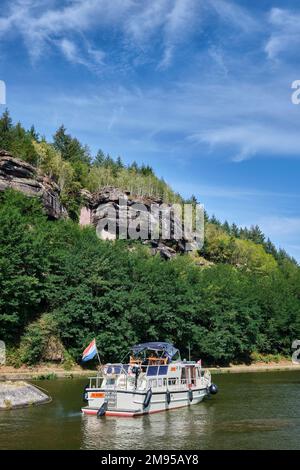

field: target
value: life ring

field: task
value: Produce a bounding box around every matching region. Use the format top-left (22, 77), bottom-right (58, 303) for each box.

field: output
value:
top-left (143, 388), bottom-right (152, 409)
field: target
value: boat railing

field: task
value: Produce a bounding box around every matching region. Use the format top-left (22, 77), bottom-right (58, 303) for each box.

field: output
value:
top-left (88, 362), bottom-right (209, 390)
top-left (88, 363), bottom-right (131, 389)
top-left (88, 376), bottom-right (103, 388)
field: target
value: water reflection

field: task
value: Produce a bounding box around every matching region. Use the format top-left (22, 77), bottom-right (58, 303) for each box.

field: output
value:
top-left (81, 403), bottom-right (215, 450)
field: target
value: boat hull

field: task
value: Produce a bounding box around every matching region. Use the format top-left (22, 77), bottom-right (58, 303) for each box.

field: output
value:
top-left (82, 387), bottom-right (208, 417)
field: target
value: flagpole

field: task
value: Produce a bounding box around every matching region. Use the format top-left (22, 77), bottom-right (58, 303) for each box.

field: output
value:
top-left (95, 343), bottom-right (101, 366)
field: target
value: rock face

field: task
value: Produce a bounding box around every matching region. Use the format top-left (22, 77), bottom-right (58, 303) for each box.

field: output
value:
top-left (0, 381), bottom-right (49, 410)
top-left (0, 150), bottom-right (67, 219)
top-left (79, 186), bottom-right (199, 259)
top-left (0, 150), bottom-right (200, 259)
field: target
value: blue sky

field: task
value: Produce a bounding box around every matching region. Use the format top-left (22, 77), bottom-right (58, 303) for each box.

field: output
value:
top-left (0, 0), bottom-right (300, 260)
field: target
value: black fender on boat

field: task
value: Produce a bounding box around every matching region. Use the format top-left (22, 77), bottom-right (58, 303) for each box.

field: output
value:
top-left (166, 390), bottom-right (171, 405)
top-left (209, 383), bottom-right (218, 395)
top-left (143, 388), bottom-right (152, 409)
top-left (97, 401), bottom-right (108, 417)
top-left (83, 384), bottom-right (89, 402)
top-left (188, 389), bottom-right (193, 402)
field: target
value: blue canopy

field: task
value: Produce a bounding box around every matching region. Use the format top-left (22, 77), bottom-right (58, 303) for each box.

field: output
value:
top-left (131, 342), bottom-right (180, 360)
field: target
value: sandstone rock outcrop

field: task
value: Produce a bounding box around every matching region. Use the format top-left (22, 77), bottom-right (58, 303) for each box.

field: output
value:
top-left (0, 150), bottom-right (200, 259)
top-left (0, 150), bottom-right (67, 219)
top-left (79, 186), bottom-right (200, 258)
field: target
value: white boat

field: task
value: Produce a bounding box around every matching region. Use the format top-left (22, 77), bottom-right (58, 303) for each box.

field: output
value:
top-left (81, 342), bottom-right (218, 417)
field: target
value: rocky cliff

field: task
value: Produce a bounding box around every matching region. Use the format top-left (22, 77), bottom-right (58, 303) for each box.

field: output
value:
top-left (0, 151), bottom-right (198, 259)
top-left (79, 186), bottom-right (198, 259)
top-left (0, 150), bottom-right (67, 219)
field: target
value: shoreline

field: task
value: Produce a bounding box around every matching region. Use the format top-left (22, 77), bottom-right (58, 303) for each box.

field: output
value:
top-left (1, 361), bottom-right (300, 380)
top-left (209, 362), bottom-right (300, 374)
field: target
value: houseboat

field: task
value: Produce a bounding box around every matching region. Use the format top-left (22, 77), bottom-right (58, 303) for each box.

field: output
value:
top-left (81, 342), bottom-right (218, 417)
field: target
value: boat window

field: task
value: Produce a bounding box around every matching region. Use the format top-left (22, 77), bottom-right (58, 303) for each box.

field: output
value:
top-left (158, 365), bottom-right (168, 375)
top-left (147, 366), bottom-right (158, 376)
top-left (168, 378), bottom-right (177, 386)
top-left (191, 367), bottom-right (196, 385)
top-left (158, 378), bottom-right (163, 388)
top-left (163, 378), bottom-right (167, 387)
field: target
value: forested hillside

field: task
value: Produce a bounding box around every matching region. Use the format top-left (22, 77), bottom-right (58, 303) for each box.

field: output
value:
top-left (0, 110), bottom-right (299, 366)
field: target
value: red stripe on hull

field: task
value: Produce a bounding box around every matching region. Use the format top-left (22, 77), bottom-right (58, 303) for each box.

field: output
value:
top-left (81, 403), bottom-right (190, 418)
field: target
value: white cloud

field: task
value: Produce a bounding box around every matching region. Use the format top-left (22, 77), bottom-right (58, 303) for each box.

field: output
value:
top-left (22, 69), bottom-right (300, 164)
top-left (167, 180), bottom-right (300, 201)
top-left (59, 38), bottom-right (80, 63)
top-left (158, 0), bottom-right (199, 69)
top-left (258, 216), bottom-right (300, 238)
top-left (207, 0), bottom-right (258, 33)
top-left (190, 123), bottom-right (300, 162)
top-left (0, 0), bottom-right (259, 70)
top-left (0, 0), bottom-right (131, 65)
top-left (58, 38), bottom-right (105, 69)
top-left (265, 8), bottom-right (300, 60)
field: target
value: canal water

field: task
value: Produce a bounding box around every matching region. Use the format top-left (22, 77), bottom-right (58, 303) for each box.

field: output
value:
top-left (0, 371), bottom-right (299, 450)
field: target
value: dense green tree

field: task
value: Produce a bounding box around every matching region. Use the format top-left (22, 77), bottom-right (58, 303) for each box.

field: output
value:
top-left (0, 109), bottom-right (13, 150)
top-left (1, 110), bottom-right (300, 366)
top-left (0, 191), bottom-right (49, 341)
top-left (93, 149), bottom-right (105, 166)
top-left (53, 125), bottom-right (91, 166)
top-left (0, 110), bottom-right (38, 164)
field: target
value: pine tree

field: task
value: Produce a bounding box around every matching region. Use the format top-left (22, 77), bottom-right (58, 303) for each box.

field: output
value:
top-left (116, 156), bottom-right (124, 169)
top-left (53, 125), bottom-right (91, 165)
top-left (29, 125), bottom-right (39, 142)
top-left (0, 109), bottom-right (13, 150)
top-left (222, 220), bottom-right (231, 234)
top-left (94, 149), bottom-right (105, 166)
top-left (231, 223), bottom-right (240, 237)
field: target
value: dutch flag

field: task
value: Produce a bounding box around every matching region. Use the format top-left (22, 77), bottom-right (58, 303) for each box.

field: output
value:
top-left (82, 339), bottom-right (98, 362)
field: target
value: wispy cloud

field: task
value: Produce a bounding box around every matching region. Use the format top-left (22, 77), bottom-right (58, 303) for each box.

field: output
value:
top-left (265, 8), bottom-right (300, 60)
top-left (0, 0), bottom-right (260, 70)
top-left (19, 67), bottom-right (300, 164)
top-left (258, 215), bottom-right (300, 238)
top-left (58, 38), bottom-right (105, 70)
top-left (157, 0), bottom-right (200, 69)
top-left (207, 0), bottom-right (258, 33)
top-left (167, 180), bottom-right (300, 201)
top-left (190, 123), bottom-right (300, 162)
top-left (0, 0), bottom-right (131, 65)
